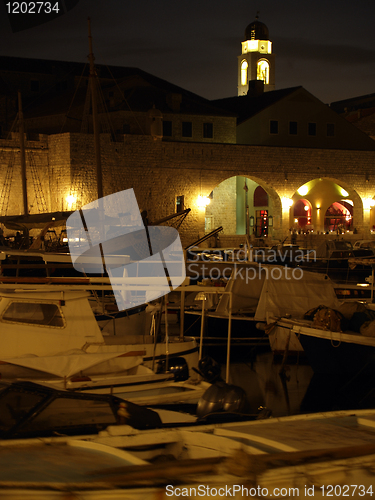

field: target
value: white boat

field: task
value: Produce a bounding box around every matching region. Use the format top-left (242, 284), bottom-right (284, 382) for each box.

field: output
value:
top-left (180, 263), bottom-right (341, 358)
top-left (285, 302), bottom-right (375, 377)
top-left (0, 277), bottom-right (211, 405)
top-left (253, 266), bottom-right (342, 357)
top-left (261, 256), bottom-right (375, 379)
top-left (1, 403), bottom-right (375, 499)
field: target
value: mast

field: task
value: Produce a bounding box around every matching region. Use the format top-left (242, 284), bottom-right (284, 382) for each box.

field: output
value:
top-left (18, 91), bottom-right (28, 215)
top-left (87, 18), bottom-right (103, 201)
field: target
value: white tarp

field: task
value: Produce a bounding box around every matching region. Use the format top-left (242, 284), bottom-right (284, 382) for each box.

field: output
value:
top-left (0, 351), bottom-right (143, 378)
top-left (254, 266), bottom-right (341, 321)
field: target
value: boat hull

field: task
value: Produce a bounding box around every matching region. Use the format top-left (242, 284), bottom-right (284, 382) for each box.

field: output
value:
top-left (298, 331), bottom-right (375, 376)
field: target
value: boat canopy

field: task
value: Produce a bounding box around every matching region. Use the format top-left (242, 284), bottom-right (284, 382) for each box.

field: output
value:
top-left (254, 267), bottom-right (341, 321)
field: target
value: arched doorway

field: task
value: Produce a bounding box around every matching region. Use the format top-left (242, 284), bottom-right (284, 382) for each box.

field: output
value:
top-left (204, 176), bottom-right (275, 236)
top-left (254, 186), bottom-right (269, 237)
top-left (291, 179), bottom-right (358, 234)
top-left (324, 200), bottom-right (353, 233)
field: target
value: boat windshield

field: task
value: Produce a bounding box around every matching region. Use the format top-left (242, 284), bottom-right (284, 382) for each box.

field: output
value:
top-left (20, 397), bottom-right (117, 434)
top-left (0, 382), bottom-right (162, 438)
top-left (1, 301), bottom-right (65, 327)
top-left (0, 386), bottom-right (45, 432)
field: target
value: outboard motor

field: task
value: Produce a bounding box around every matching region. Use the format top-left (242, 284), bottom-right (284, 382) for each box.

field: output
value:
top-left (193, 356), bottom-right (222, 383)
top-left (157, 357), bottom-right (189, 382)
top-left (195, 356), bottom-right (247, 418)
top-left (197, 380), bottom-right (247, 418)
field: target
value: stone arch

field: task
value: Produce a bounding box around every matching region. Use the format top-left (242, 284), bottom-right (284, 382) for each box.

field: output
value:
top-left (204, 175), bottom-right (282, 238)
top-left (290, 177), bottom-right (363, 234)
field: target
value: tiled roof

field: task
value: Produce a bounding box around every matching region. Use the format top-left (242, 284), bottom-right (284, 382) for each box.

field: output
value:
top-left (0, 56), bottom-right (235, 118)
top-left (211, 87), bottom-right (302, 123)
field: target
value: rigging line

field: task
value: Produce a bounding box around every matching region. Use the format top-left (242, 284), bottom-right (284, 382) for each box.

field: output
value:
top-left (15, 59), bottom-right (91, 116)
top-left (27, 150), bottom-right (48, 213)
top-left (6, 110), bottom-right (21, 140)
top-left (0, 149), bottom-right (14, 216)
top-left (102, 64), bottom-right (146, 135)
top-left (60, 63), bottom-right (89, 134)
top-left (96, 81), bottom-right (117, 137)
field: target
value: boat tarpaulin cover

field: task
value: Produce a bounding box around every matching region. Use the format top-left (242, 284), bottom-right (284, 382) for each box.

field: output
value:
top-left (254, 267), bottom-right (341, 321)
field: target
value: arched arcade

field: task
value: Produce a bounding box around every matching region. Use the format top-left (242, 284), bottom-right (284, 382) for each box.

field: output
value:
top-left (288, 178), bottom-right (365, 234)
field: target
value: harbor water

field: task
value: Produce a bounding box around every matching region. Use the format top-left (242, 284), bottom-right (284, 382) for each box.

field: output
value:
top-left (211, 349), bottom-right (375, 418)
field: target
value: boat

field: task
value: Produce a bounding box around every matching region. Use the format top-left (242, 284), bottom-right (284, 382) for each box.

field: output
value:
top-left (254, 267), bottom-right (344, 357)
top-left (296, 239), bottom-right (374, 283)
top-left (0, 275), bottom-right (213, 405)
top-left (180, 262), bottom-right (343, 359)
top-left (0, 380), bottom-right (165, 439)
top-left (1, 382), bottom-right (375, 499)
top-left (181, 263), bottom-right (274, 352)
top-left (286, 300), bottom-right (375, 378)
top-left (263, 255), bottom-right (375, 383)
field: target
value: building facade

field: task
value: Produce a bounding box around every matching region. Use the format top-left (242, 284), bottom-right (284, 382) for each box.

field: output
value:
top-left (1, 131), bottom-right (374, 246)
top-left (0, 17), bottom-right (375, 246)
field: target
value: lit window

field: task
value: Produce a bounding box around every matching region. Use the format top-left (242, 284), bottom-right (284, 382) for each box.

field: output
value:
top-left (257, 60), bottom-right (269, 84)
top-left (241, 60), bottom-right (248, 86)
top-left (270, 120), bottom-right (278, 134)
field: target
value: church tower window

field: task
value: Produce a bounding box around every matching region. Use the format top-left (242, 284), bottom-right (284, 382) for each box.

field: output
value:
top-left (257, 60), bottom-right (269, 84)
top-left (241, 60), bottom-right (248, 86)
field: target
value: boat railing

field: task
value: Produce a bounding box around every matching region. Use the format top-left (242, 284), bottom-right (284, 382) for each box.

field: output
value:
top-left (175, 281), bottom-right (235, 383)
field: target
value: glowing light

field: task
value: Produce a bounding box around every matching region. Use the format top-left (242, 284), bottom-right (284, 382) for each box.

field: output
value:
top-left (241, 60), bottom-right (248, 86)
top-left (297, 185), bottom-right (309, 196)
top-left (257, 60), bottom-right (269, 84)
top-left (281, 197), bottom-right (293, 209)
top-left (66, 194), bottom-right (76, 205)
top-left (304, 205), bottom-right (309, 211)
top-left (316, 205), bottom-right (321, 210)
top-left (197, 195), bottom-right (211, 208)
top-left (340, 188), bottom-right (349, 197)
top-left (363, 198), bottom-right (375, 209)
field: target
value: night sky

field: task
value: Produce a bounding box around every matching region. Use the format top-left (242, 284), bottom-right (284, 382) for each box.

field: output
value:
top-left (0, 0), bottom-right (374, 105)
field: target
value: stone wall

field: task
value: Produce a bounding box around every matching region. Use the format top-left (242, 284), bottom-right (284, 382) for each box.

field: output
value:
top-left (205, 176), bottom-right (237, 234)
top-left (1, 132), bottom-right (375, 247)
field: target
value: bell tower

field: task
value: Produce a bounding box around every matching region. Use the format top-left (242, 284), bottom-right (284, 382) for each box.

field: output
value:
top-left (238, 15), bottom-right (275, 96)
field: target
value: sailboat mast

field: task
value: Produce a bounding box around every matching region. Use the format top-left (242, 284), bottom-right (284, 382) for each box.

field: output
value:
top-left (87, 18), bottom-right (103, 201)
top-left (18, 91), bottom-right (28, 215)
